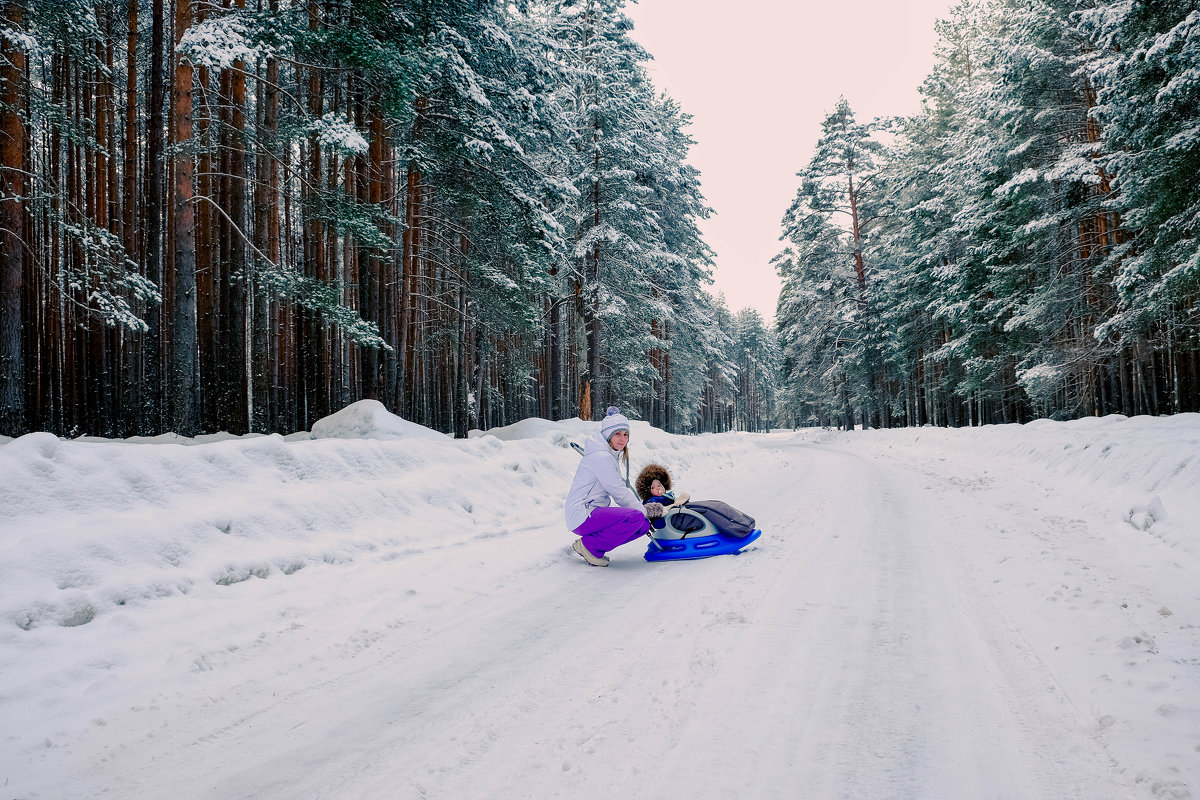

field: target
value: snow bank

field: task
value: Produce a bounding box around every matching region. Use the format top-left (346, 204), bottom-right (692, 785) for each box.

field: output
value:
top-left (469, 416), bottom-right (582, 441)
top-left (0, 408), bottom-right (745, 635)
top-left (807, 413), bottom-right (1200, 554)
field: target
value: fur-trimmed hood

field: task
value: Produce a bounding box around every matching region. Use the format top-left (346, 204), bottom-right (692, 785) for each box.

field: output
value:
top-left (635, 462), bottom-right (672, 502)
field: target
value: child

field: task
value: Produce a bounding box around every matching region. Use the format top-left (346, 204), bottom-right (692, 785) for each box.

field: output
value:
top-left (564, 407), bottom-right (665, 566)
top-left (634, 463), bottom-right (691, 529)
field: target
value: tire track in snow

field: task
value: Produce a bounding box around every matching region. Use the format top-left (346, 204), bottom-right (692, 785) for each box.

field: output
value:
top-left (623, 441), bottom-right (1132, 800)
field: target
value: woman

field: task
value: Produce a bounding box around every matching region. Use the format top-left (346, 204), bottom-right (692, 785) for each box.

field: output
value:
top-left (564, 407), bottom-right (664, 566)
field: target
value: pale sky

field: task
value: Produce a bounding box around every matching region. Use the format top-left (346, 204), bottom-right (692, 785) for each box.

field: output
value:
top-left (624, 0), bottom-right (958, 323)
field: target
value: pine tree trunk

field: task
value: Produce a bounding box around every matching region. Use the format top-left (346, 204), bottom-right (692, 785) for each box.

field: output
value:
top-left (67, 54), bottom-right (84, 433)
top-left (325, 76), bottom-right (342, 414)
top-left (358, 97), bottom-right (382, 401)
top-left (102, 12), bottom-right (119, 433)
top-left (0, 0), bottom-right (26, 436)
top-left (339, 79), bottom-right (357, 412)
top-left (142, 0), bottom-right (166, 433)
top-left (380, 128), bottom-right (397, 411)
top-left (549, 289), bottom-right (562, 420)
top-left (170, 0), bottom-right (199, 435)
top-left (301, 0), bottom-right (325, 427)
top-left (251, 26), bottom-right (277, 432)
top-left (401, 139), bottom-right (425, 416)
top-left (456, 274), bottom-right (468, 438)
top-left (121, 0), bottom-right (141, 433)
top-left (196, 56), bottom-right (216, 430)
top-left (587, 110), bottom-right (603, 420)
top-left (123, 0), bottom-right (139, 262)
top-left (228, 0), bottom-right (248, 431)
top-left (45, 54), bottom-right (65, 433)
top-left (663, 322), bottom-right (672, 433)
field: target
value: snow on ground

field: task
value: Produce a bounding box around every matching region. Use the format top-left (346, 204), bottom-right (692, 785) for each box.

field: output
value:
top-left (1, 404), bottom-right (1198, 799)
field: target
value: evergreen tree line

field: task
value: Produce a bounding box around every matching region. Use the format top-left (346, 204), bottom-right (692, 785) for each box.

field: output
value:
top-left (775, 0), bottom-right (1200, 429)
top-left (0, 0), bottom-right (777, 439)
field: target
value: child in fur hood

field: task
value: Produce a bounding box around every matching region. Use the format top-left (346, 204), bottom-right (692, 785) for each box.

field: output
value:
top-left (635, 463), bottom-right (691, 529)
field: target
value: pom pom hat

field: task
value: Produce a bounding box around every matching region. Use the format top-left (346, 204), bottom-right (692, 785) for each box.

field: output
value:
top-left (600, 406), bottom-right (631, 442)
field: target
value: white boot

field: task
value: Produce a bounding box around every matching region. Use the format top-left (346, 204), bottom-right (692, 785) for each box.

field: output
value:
top-left (573, 538), bottom-right (610, 567)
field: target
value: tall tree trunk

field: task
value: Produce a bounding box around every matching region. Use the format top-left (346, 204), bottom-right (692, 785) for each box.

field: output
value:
top-left (663, 322), bottom-right (672, 432)
top-left (144, 0), bottom-right (166, 432)
top-left (301, 0), bottom-right (324, 427)
top-left (401, 114), bottom-right (425, 416)
top-left (252, 6), bottom-right (279, 432)
top-left (124, 0), bottom-right (139, 261)
top-left (549, 289), bottom-right (562, 420)
top-left (67, 54), bottom-right (84, 433)
top-left (360, 97), bottom-right (383, 401)
top-left (456, 263), bottom-right (468, 438)
top-left (585, 108), bottom-right (603, 420)
top-left (228, 0), bottom-right (248, 431)
top-left (122, 0), bottom-right (142, 433)
top-left (46, 51), bottom-right (66, 433)
top-left (196, 56), bottom-right (215, 430)
top-left (100, 9), bottom-right (119, 433)
top-left (170, 0), bottom-right (199, 434)
top-left (0, 0), bottom-right (26, 436)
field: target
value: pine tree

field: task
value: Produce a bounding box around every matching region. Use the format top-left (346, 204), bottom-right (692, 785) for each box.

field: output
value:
top-left (774, 211), bottom-right (858, 428)
top-left (549, 0), bottom-right (670, 418)
top-left (731, 308), bottom-right (777, 431)
top-left (1079, 1), bottom-right (1200, 412)
top-left (776, 97), bottom-right (886, 428)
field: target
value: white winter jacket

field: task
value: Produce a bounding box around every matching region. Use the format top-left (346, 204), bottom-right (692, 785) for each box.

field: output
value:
top-left (563, 431), bottom-right (646, 531)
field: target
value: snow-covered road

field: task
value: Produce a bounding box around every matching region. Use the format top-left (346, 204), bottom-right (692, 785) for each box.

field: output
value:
top-left (2, 410), bottom-right (1198, 799)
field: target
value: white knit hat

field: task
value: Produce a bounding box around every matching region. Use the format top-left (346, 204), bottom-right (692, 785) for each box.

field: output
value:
top-left (600, 406), bottom-right (631, 441)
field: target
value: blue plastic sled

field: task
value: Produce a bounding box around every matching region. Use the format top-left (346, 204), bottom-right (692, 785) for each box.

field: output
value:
top-left (644, 506), bottom-right (762, 562)
top-left (644, 528), bottom-right (762, 561)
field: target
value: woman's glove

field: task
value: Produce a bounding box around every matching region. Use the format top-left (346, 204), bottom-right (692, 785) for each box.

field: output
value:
top-left (643, 502), bottom-right (665, 519)
top-left (670, 491), bottom-right (691, 507)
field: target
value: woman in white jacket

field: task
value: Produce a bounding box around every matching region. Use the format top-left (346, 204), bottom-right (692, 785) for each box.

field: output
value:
top-left (564, 407), bottom-right (665, 566)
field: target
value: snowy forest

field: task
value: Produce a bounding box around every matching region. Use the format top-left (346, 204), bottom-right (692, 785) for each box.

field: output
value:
top-left (0, 0), bottom-right (777, 439)
top-left (2, 0), bottom-right (1199, 441)
top-left (775, 0), bottom-right (1200, 429)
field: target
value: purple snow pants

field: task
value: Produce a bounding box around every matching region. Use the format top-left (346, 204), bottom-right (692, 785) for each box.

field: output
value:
top-left (574, 507), bottom-right (651, 558)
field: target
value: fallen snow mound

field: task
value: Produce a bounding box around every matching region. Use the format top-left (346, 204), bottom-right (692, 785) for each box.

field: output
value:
top-left (309, 399), bottom-right (450, 442)
top-left (469, 417), bottom-right (566, 441)
top-left (469, 415), bottom-right (626, 442)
